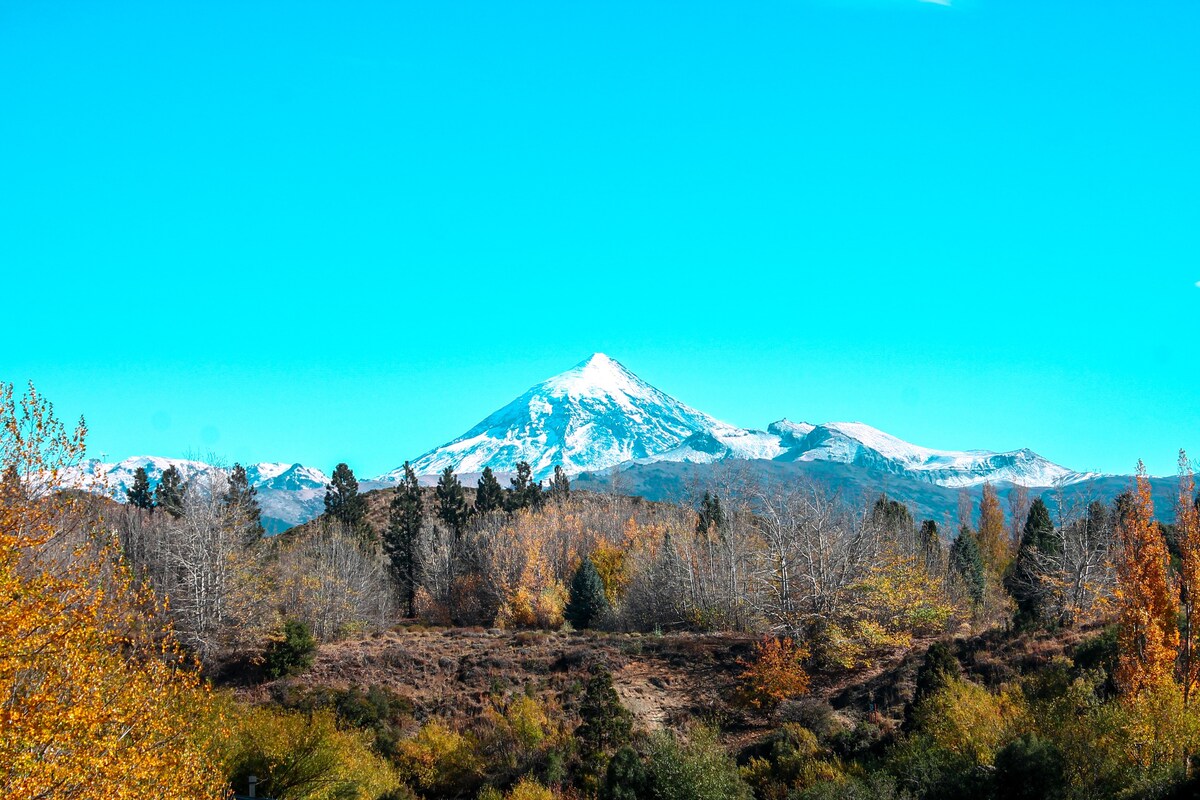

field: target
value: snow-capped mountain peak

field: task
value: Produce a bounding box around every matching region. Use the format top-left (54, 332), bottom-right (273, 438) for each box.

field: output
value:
top-left (380, 354), bottom-right (728, 482)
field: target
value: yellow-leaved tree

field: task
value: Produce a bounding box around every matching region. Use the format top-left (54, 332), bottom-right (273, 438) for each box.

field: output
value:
top-left (1115, 461), bottom-right (1179, 697)
top-left (1178, 450), bottom-right (1200, 704)
top-left (0, 382), bottom-right (223, 798)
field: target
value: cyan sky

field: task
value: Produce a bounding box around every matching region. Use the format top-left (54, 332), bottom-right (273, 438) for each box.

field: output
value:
top-left (1, 0), bottom-right (1196, 478)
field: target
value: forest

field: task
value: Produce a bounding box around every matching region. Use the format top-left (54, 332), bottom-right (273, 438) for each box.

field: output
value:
top-left (4, 380), bottom-right (1200, 800)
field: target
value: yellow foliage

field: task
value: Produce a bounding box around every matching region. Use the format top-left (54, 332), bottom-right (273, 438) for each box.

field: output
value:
top-left (977, 483), bottom-right (1012, 575)
top-left (1115, 463), bottom-right (1179, 697)
top-left (1177, 451), bottom-right (1200, 704)
top-left (479, 777), bottom-right (558, 800)
top-left (505, 776), bottom-right (558, 800)
top-left (851, 548), bottom-right (957, 650)
top-left (216, 700), bottom-right (400, 800)
top-left (913, 677), bottom-right (1026, 764)
top-left (737, 636), bottom-right (811, 710)
top-left (1116, 678), bottom-right (1200, 770)
top-left (396, 719), bottom-right (482, 793)
top-left (591, 542), bottom-right (630, 604)
top-left (0, 382), bottom-right (224, 799)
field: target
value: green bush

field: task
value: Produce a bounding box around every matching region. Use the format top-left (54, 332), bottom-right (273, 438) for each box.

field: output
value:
top-left (265, 619), bottom-right (318, 679)
top-left (645, 726), bottom-right (752, 800)
top-left (992, 734), bottom-right (1067, 800)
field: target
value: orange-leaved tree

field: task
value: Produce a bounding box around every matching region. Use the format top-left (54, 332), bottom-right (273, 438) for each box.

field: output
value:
top-left (1178, 450), bottom-right (1200, 704)
top-left (737, 635), bottom-right (811, 711)
top-left (1115, 460), bottom-right (1180, 697)
top-left (0, 382), bottom-right (224, 798)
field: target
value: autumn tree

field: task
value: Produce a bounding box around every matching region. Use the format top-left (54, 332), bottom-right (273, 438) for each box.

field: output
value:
top-left (1177, 450), bottom-right (1200, 704)
top-left (1115, 462), bottom-right (1179, 696)
top-left (475, 466), bottom-right (505, 515)
top-left (736, 635), bottom-right (811, 711)
top-left (153, 464), bottom-right (184, 517)
top-left (977, 482), bottom-right (1010, 574)
top-left (0, 381), bottom-right (222, 798)
top-left (384, 462), bottom-right (422, 618)
top-left (127, 465), bottom-right (154, 510)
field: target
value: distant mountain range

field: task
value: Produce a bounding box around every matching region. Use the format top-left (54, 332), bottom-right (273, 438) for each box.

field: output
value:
top-left (71, 353), bottom-right (1154, 532)
top-left (64, 457), bottom-right (330, 534)
top-left (380, 353), bottom-right (1093, 490)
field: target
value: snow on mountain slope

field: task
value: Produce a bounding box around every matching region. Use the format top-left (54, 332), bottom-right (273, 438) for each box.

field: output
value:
top-left (63, 457), bottom-right (330, 533)
top-left (380, 353), bottom-right (736, 482)
top-left (784, 422), bottom-right (1086, 488)
top-left (382, 354), bottom-right (1087, 490)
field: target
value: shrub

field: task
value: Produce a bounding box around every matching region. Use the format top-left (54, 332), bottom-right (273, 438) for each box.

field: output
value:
top-left (395, 719), bottom-right (482, 796)
top-left (264, 619), bottom-right (317, 679)
top-left (220, 703), bottom-right (400, 800)
top-left (736, 636), bottom-right (811, 711)
top-left (645, 725), bottom-right (753, 800)
top-left (992, 734), bottom-right (1067, 800)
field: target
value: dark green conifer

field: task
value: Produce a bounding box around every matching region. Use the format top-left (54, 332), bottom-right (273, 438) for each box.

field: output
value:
top-left (153, 464), bottom-right (184, 518)
top-left (696, 492), bottom-right (726, 537)
top-left (871, 494), bottom-right (915, 539)
top-left (565, 557), bottom-right (610, 630)
top-left (919, 519), bottom-right (941, 561)
top-left (224, 463), bottom-right (264, 537)
top-left (126, 466), bottom-right (154, 511)
top-left (324, 463), bottom-right (368, 534)
top-left (601, 746), bottom-right (649, 800)
top-left (385, 462), bottom-right (423, 618)
top-left (506, 461), bottom-right (543, 512)
top-left (576, 666), bottom-right (633, 795)
top-left (435, 466), bottom-right (470, 540)
top-left (950, 525), bottom-right (985, 606)
top-left (548, 465), bottom-right (571, 504)
top-left (474, 466), bottom-right (504, 515)
top-left (1009, 498), bottom-right (1059, 626)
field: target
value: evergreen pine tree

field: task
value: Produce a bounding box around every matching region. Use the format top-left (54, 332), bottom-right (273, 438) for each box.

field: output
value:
top-left (153, 464), bottom-right (184, 518)
top-left (384, 462), bottom-right (423, 618)
top-left (601, 746), bottom-right (649, 800)
top-left (474, 466), bottom-right (504, 515)
top-left (224, 463), bottom-right (264, 537)
top-left (548, 465), bottom-right (571, 504)
top-left (950, 526), bottom-right (985, 606)
top-left (435, 466), bottom-right (470, 540)
top-left (905, 640), bottom-right (961, 727)
top-left (696, 492), bottom-right (726, 537)
top-left (1008, 498), bottom-right (1059, 626)
top-left (565, 557), bottom-right (610, 630)
top-left (505, 461), bottom-right (542, 512)
top-left (576, 666), bottom-right (633, 795)
top-left (324, 463), bottom-right (368, 534)
top-left (126, 466), bottom-right (154, 511)
top-left (919, 519), bottom-right (941, 566)
top-left (871, 494), bottom-right (914, 539)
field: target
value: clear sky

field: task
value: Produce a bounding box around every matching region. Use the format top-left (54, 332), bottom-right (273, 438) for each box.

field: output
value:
top-left (1, 0), bottom-right (1196, 479)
